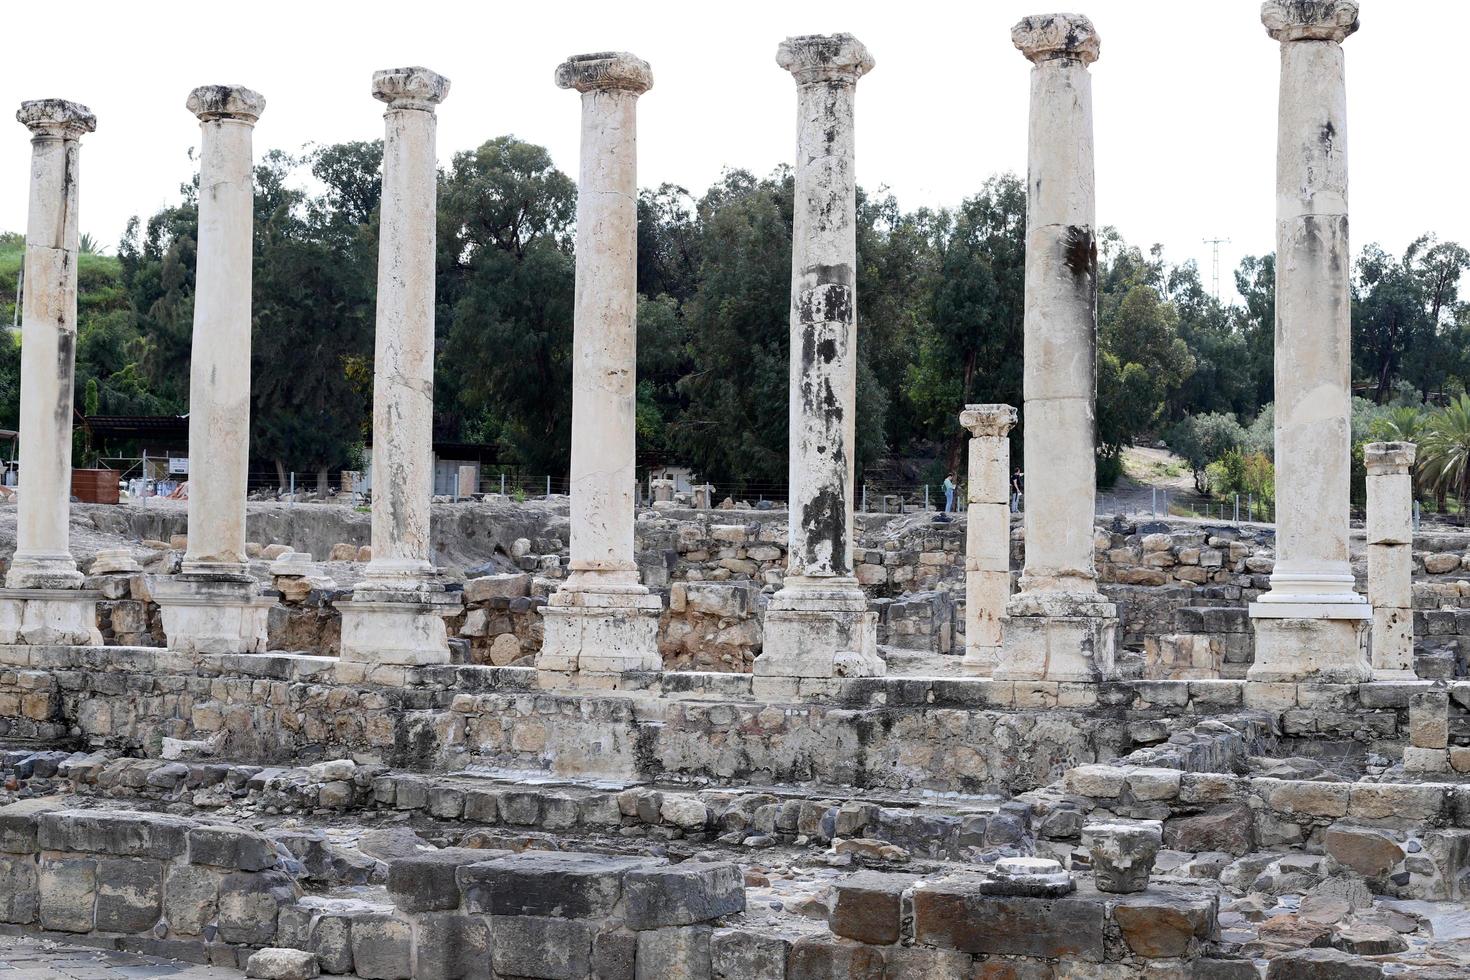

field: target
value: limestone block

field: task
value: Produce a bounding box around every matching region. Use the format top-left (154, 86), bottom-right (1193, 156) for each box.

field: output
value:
top-left (217, 869), bottom-right (297, 945)
top-left (623, 862), bottom-right (744, 929)
top-left (245, 948), bottom-right (320, 980)
top-left (94, 857), bottom-right (163, 933)
top-left (457, 851), bottom-right (652, 918)
top-left (1403, 746), bottom-right (1449, 773)
top-left (710, 929), bottom-right (788, 980)
top-left (489, 914), bottom-right (594, 979)
top-left (38, 855), bottom-right (96, 932)
top-left (38, 809), bottom-right (194, 860)
top-left (1409, 686), bottom-right (1450, 748)
top-left (164, 863), bottom-right (219, 936)
top-left (1065, 765), bottom-right (1126, 799)
top-left (463, 572), bottom-right (531, 602)
top-left (188, 824), bottom-right (280, 871)
top-left (348, 913), bottom-right (412, 980)
top-left (0, 799), bottom-right (61, 853)
top-left (1248, 615), bottom-right (1371, 683)
top-left (1324, 825), bottom-right (1403, 878)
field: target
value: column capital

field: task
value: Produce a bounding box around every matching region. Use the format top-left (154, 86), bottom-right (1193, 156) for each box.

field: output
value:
top-left (777, 34), bottom-right (874, 85)
top-left (372, 67), bottom-right (451, 110)
top-left (16, 99), bottom-right (95, 140)
top-left (1262, 1), bottom-right (1358, 43)
top-left (186, 85), bottom-right (266, 123)
top-left (1012, 13), bottom-right (1100, 66)
top-left (961, 404), bottom-right (1018, 439)
top-left (1364, 441), bottom-right (1416, 474)
top-left (556, 52), bottom-right (652, 95)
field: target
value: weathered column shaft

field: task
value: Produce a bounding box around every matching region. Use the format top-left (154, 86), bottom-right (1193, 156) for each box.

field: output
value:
top-left (365, 69), bottom-right (447, 586)
top-left (1016, 18), bottom-right (1099, 598)
top-left (961, 405), bottom-right (1017, 675)
top-left (183, 86), bottom-right (264, 576)
top-left (1248, 1), bottom-right (1371, 684)
top-left (536, 52), bottom-right (662, 687)
top-left (1365, 441), bottom-right (1415, 677)
top-left (8, 101), bottom-right (95, 590)
top-left (785, 52), bottom-right (863, 585)
top-left (1267, 16), bottom-right (1354, 599)
top-left (564, 62), bottom-right (646, 591)
top-left (754, 33), bottom-right (883, 690)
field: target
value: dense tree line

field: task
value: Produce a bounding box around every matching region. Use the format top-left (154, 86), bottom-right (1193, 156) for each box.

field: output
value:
top-left (3, 134), bottom-right (1470, 500)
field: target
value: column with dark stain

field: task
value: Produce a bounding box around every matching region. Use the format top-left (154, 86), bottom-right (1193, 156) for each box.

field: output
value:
top-left (1248, 0), bottom-right (1372, 683)
top-left (755, 34), bottom-right (883, 690)
top-left (998, 15), bottom-right (1118, 682)
top-left (7, 101), bottom-right (95, 590)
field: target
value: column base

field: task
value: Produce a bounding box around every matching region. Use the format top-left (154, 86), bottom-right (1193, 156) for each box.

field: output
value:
top-left (996, 591), bottom-right (1119, 682)
top-left (961, 644), bottom-right (999, 676)
top-left (153, 575), bottom-right (273, 655)
top-left (336, 587), bottom-right (462, 666)
top-left (0, 588), bottom-right (101, 646)
top-left (1247, 600), bottom-right (1372, 683)
top-left (5, 553), bottom-right (83, 590)
top-left (751, 583), bottom-right (883, 690)
top-left (536, 589), bottom-right (663, 688)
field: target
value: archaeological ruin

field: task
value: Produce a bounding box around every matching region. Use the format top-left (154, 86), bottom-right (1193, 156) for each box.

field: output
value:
top-left (2, 3), bottom-right (1469, 979)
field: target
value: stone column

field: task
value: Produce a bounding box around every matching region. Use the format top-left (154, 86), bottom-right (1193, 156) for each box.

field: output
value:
top-left (536, 52), bottom-right (662, 687)
top-left (998, 14), bottom-right (1118, 682)
top-left (1248, 0), bottom-right (1372, 683)
top-left (154, 87), bottom-right (274, 654)
top-left (336, 67), bottom-right (459, 669)
top-left (8, 101), bottom-right (94, 591)
top-left (1365, 441), bottom-right (1416, 679)
top-left (960, 405), bottom-right (1016, 675)
top-left (753, 33), bottom-right (883, 696)
top-left (0, 100), bottom-right (101, 645)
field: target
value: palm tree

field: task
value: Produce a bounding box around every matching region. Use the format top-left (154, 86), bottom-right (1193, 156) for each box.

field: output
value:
top-left (1370, 405), bottom-right (1426, 444)
top-left (77, 233), bottom-right (99, 255)
top-left (1419, 395), bottom-right (1470, 518)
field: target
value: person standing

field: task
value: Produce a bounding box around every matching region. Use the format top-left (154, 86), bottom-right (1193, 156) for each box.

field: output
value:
top-left (943, 471), bottom-right (957, 513)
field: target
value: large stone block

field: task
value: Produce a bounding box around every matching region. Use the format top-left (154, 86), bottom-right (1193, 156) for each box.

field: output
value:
top-left (245, 948), bottom-right (321, 980)
top-left (1324, 825), bottom-right (1404, 878)
top-left (785, 934), bottom-right (886, 979)
top-left (218, 869), bottom-right (297, 945)
top-left (164, 863), bottom-right (219, 936)
top-left (635, 925), bottom-right (712, 980)
top-left (387, 848), bottom-right (507, 913)
top-left (623, 861), bottom-right (745, 929)
top-left (828, 871), bottom-right (917, 945)
top-left (1163, 804), bottom-right (1254, 857)
top-left (0, 853), bottom-right (38, 924)
top-left (38, 809), bottom-right (194, 859)
top-left (912, 877), bottom-right (1105, 960)
top-left (308, 912), bottom-right (355, 974)
top-left (349, 913), bottom-right (413, 980)
top-left (882, 945), bottom-right (972, 979)
top-left (1264, 947), bottom-right (1384, 979)
top-left (189, 825), bottom-right (281, 871)
top-left (0, 798), bottom-right (63, 853)
top-left (38, 855), bottom-right (97, 933)
top-left (95, 857), bottom-right (163, 933)
top-left (710, 929), bottom-right (789, 980)
top-left (412, 911), bottom-right (491, 980)
top-left (457, 851), bottom-right (652, 918)
top-left (1109, 888), bottom-right (1216, 958)
top-left (489, 914), bottom-right (594, 980)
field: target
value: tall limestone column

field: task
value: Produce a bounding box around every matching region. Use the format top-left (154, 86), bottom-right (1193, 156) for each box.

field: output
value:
top-left (753, 33), bottom-right (884, 697)
top-left (998, 14), bottom-right (1118, 682)
top-left (336, 67), bottom-right (460, 669)
top-left (1365, 441), bottom-right (1416, 678)
top-left (1248, 0), bottom-right (1372, 682)
top-left (154, 86), bottom-right (274, 654)
top-left (961, 405), bottom-right (1017, 675)
top-left (0, 100), bottom-right (101, 646)
top-left (536, 52), bottom-right (663, 687)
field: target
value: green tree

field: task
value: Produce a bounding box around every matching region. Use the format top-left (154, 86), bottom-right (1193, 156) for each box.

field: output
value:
top-left (1167, 412), bottom-right (1246, 493)
top-left (1419, 394), bottom-right (1470, 509)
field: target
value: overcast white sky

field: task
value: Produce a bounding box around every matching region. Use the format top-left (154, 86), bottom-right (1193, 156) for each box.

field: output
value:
top-left (0, 1), bottom-right (1452, 303)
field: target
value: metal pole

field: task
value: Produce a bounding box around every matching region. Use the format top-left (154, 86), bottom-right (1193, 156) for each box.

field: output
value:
top-left (500, 472), bottom-right (505, 495)
top-left (546, 475), bottom-right (551, 497)
top-left (924, 484), bottom-right (930, 511)
top-left (862, 484), bottom-right (867, 513)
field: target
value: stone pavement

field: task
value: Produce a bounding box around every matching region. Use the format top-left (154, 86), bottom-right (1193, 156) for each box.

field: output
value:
top-left (0, 936), bottom-right (246, 979)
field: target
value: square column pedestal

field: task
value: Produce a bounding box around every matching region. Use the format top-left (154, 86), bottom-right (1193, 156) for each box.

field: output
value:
top-left (0, 589), bottom-right (102, 646)
top-left (1247, 601), bottom-right (1373, 683)
top-left (996, 593), bottom-right (1120, 682)
top-left (153, 576), bottom-right (273, 655)
top-left (537, 590), bottom-right (663, 689)
top-left (752, 587), bottom-right (881, 699)
top-left (336, 588), bottom-right (462, 666)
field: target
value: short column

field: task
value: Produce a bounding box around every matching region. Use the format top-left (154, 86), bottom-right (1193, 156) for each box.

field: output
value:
top-left (1248, 1), bottom-right (1372, 683)
top-left (1365, 441), bottom-right (1416, 679)
top-left (154, 86), bottom-right (274, 655)
top-left (753, 34), bottom-right (883, 696)
top-left (0, 100), bottom-right (101, 646)
top-left (536, 52), bottom-right (662, 687)
top-left (998, 14), bottom-right (1118, 682)
top-left (335, 67), bottom-right (460, 668)
top-left (960, 405), bottom-right (1016, 675)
